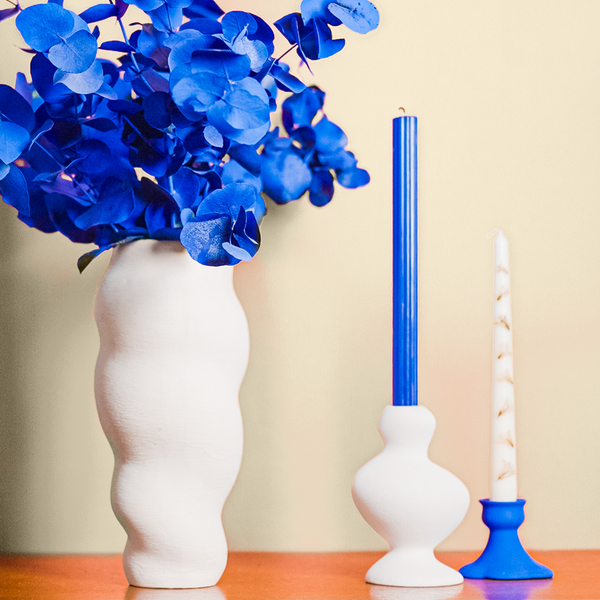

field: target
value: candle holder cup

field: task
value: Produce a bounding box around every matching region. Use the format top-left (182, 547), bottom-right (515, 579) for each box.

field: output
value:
top-left (352, 405), bottom-right (470, 587)
top-left (459, 500), bottom-right (553, 580)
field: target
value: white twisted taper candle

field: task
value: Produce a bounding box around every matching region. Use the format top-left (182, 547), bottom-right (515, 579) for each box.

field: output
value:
top-left (490, 230), bottom-right (518, 502)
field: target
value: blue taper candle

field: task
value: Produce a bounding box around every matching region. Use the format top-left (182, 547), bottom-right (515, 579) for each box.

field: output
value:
top-left (393, 116), bottom-right (418, 406)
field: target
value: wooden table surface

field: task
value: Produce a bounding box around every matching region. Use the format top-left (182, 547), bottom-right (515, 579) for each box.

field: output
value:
top-left (1, 551), bottom-right (599, 600)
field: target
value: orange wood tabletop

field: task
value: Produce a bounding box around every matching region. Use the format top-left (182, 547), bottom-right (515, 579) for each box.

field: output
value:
top-left (1, 551), bottom-right (598, 600)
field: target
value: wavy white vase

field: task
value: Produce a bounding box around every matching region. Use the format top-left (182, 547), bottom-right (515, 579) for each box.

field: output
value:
top-left (94, 240), bottom-right (248, 589)
top-left (352, 405), bottom-right (470, 587)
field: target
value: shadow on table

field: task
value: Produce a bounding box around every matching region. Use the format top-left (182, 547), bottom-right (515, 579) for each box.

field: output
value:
top-left (125, 586), bottom-right (227, 600)
top-left (368, 583), bottom-right (464, 600)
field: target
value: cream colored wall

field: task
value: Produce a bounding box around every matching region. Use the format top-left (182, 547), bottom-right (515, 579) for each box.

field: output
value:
top-left (0, 0), bottom-right (599, 554)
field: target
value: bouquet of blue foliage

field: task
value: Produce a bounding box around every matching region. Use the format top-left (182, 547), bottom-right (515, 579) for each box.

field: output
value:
top-left (0, 0), bottom-right (378, 270)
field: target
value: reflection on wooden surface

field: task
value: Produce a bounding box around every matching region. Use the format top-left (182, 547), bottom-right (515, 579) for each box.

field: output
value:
top-left (0, 551), bottom-right (598, 600)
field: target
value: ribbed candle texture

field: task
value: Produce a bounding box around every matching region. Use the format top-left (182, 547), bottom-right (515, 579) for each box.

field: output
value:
top-left (392, 116), bottom-right (418, 406)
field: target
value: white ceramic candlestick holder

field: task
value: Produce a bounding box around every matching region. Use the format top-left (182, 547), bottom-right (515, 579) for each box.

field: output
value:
top-left (352, 405), bottom-right (470, 587)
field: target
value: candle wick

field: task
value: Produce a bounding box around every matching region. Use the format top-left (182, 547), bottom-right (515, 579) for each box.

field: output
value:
top-left (398, 107), bottom-right (405, 113)
top-left (487, 229), bottom-right (503, 239)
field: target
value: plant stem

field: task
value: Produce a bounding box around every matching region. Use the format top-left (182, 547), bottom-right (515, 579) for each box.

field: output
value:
top-left (109, 0), bottom-right (153, 90)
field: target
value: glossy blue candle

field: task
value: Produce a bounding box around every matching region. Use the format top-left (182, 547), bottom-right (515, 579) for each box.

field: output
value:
top-left (393, 116), bottom-right (418, 406)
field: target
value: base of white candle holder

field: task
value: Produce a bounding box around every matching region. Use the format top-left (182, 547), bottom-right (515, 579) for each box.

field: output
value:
top-left (352, 405), bottom-right (470, 587)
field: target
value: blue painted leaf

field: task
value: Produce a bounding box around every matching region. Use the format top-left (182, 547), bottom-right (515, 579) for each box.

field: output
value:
top-left (16, 4), bottom-right (74, 52)
top-left (282, 87), bottom-right (325, 130)
top-left (299, 17), bottom-right (345, 60)
top-left (221, 12), bottom-right (273, 70)
top-left (33, 171), bottom-right (61, 182)
top-left (167, 34), bottom-right (226, 70)
top-left (148, 5), bottom-right (183, 32)
top-left (133, 142), bottom-right (169, 178)
top-left (221, 11), bottom-right (270, 47)
top-left (204, 124), bottom-right (223, 147)
top-left (274, 13), bottom-right (299, 46)
top-left (171, 69), bottom-right (229, 120)
top-left (74, 177), bottom-right (135, 228)
top-left (107, 99), bottom-right (143, 114)
top-left (318, 148), bottom-right (356, 170)
top-left (82, 118), bottom-right (118, 132)
top-left (30, 53), bottom-right (73, 103)
top-left (181, 18), bottom-right (222, 34)
top-left (182, 0), bottom-right (224, 19)
top-left (100, 41), bottom-right (134, 52)
top-left (44, 193), bottom-right (96, 243)
top-left (191, 49), bottom-right (251, 81)
top-left (77, 139), bottom-right (111, 174)
top-left (77, 246), bottom-right (109, 273)
top-left (196, 183), bottom-right (264, 228)
top-left (123, 0), bottom-right (163, 10)
top-left (313, 116), bottom-right (348, 153)
top-left (100, 59), bottom-right (121, 86)
top-left (270, 63), bottom-right (306, 94)
top-left (290, 126), bottom-right (316, 158)
top-left (180, 207), bottom-right (194, 224)
top-left (224, 206), bottom-right (259, 261)
top-left (228, 143), bottom-right (261, 176)
top-left (222, 240), bottom-right (252, 262)
top-left (145, 203), bottom-right (173, 236)
top-left (221, 160), bottom-right (263, 208)
top-left (237, 205), bottom-right (259, 246)
top-left (0, 84), bottom-right (35, 133)
top-left (136, 24), bottom-right (167, 60)
top-left (115, 0), bottom-right (129, 17)
top-left (309, 169), bottom-right (334, 206)
top-left (300, 0), bottom-right (342, 25)
top-left (95, 82), bottom-right (119, 100)
top-left (0, 5), bottom-right (20, 23)
top-left (172, 167), bottom-right (201, 208)
top-left (15, 73), bottom-right (33, 107)
top-left (327, 0), bottom-right (379, 34)
top-left (54, 60), bottom-right (104, 94)
top-left (70, 11), bottom-right (93, 35)
top-left (209, 78), bottom-right (270, 130)
top-left (0, 165), bottom-right (30, 216)
top-left (138, 177), bottom-right (177, 207)
top-left (229, 37), bottom-right (269, 72)
top-left (48, 30), bottom-right (97, 73)
top-left (137, 69), bottom-right (169, 94)
top-left (337, 167), bottom-right (369, 188)
top-left (274, 14), bottom-right (310, 67)
top-left (313, 18), bottom-right (345, 58)
top-left (261, 146), bottom-right (312, 203)
top-left (79, 4), bottom-right (118, 24)
top-left (222, 11), bottom-right (258, 38)
top-left (142, 91), bottom-right (174, 129)
top-left (0, 162), bottom-right (9, 180)
top-left (275, 14), bottom-right (340, 65)
top-left (166, 0), bottom-right (195, 7)
top-left (0, 120), bottom-right (30, 164)
top-left (28, 119), bottom-right (54, 150)
top-left (181, 213), bottom-right (238, 266)
top-left (207, 108), bottom-right (270, 145)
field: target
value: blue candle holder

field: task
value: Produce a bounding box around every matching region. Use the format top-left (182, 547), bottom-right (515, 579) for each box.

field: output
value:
top-left (460, 500), bottom-right (553, 580)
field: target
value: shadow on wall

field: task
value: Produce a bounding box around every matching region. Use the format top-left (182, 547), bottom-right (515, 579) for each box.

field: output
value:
top-left (0, 200), bottom-right (120, 554)
top-left (0, 201), bottom-right (29, 550)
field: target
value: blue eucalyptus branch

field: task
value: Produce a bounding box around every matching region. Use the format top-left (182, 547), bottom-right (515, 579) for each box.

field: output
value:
top-left (0, 0), bottom-right (378, 270)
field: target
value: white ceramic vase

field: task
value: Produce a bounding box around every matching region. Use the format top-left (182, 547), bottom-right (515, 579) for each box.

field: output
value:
top-left (352, 405), bottom-right (470, 587)
top-left (94, 240), bottom-right (248, 589)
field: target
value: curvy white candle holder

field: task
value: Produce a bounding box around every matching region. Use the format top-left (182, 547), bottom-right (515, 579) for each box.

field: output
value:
top-left (352, 405), bottom-right (470, 587)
